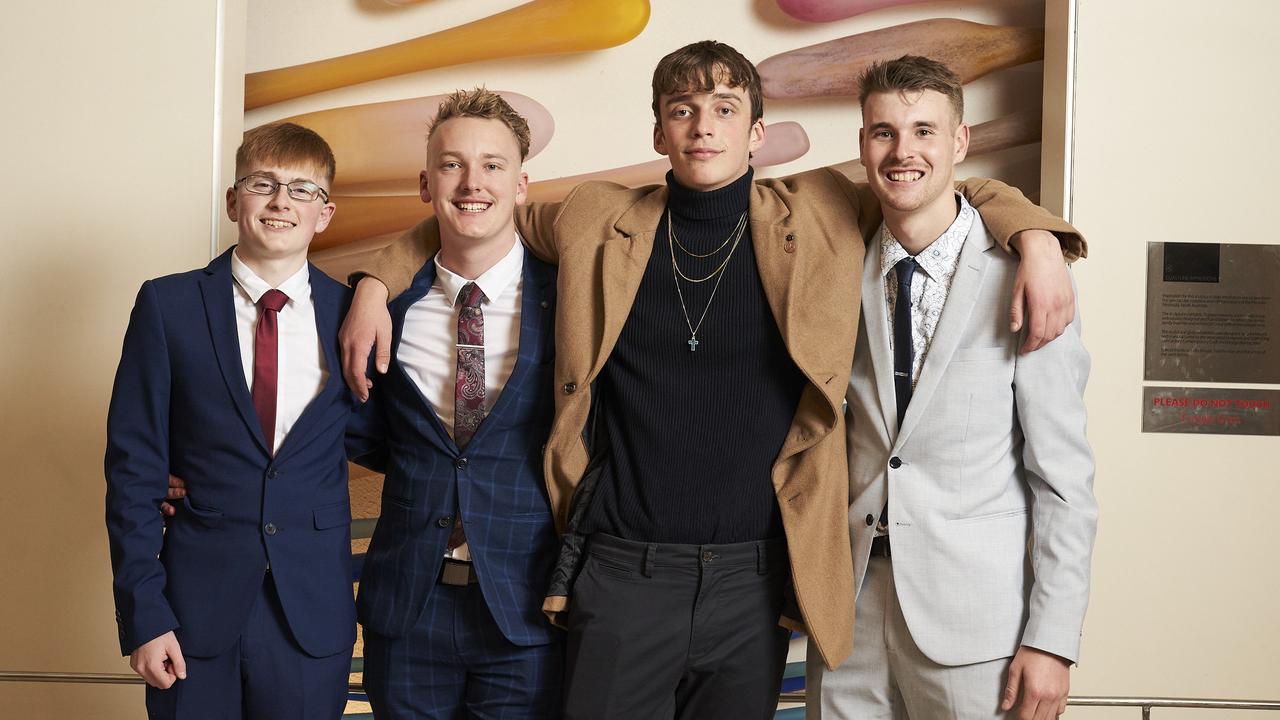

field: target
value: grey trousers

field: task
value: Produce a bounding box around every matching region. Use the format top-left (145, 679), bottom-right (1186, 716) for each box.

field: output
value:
top-left (807, 555), bottom-right (1015, 719)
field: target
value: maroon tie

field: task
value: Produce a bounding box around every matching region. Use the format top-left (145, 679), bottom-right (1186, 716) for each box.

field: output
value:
top-left (454, 282), bottom-right (487, 447)
top-left (251, 289), bottom-right (289, 453)
top-left (449, 282), bottom-right (486, 552)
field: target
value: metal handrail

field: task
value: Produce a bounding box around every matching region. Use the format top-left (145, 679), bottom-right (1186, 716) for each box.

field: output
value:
top-left (779, 691), bottom-right (1280, 716)
top-left (4, 672), bottom-right (1279, 717)
top-left (0, 671), bottom-right (365, 695)
top-left (1069, 697), bottom-right (1280, 718)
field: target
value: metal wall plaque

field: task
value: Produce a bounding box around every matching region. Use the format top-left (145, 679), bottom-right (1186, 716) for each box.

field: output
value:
top-left (1143, 386), bottom-right (1280, 436)
top-left (1144, 242), bottom-right (1280, 383)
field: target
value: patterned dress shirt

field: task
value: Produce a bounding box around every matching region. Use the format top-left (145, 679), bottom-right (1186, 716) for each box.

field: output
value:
top-left (880, 193), bottom-right (976, 385)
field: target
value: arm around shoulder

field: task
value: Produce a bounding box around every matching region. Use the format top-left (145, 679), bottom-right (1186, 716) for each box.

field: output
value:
top-left (350, 219), bottom-right (439, 301)
top-left (957, 177), bottom-right (1086, 260)
top-left (513, 200), bottom-right (566, 264)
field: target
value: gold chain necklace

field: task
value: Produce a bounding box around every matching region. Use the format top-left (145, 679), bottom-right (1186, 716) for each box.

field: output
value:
top-left (668, 208), bottom-right (748, 351)
top-left (667, 209), bottom-right (749, 283)
top-left (671, 210), bottom-right (747, 258)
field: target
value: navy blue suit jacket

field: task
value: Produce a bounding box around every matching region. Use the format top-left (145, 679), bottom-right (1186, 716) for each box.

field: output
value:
top-left (105, 248), bottom-right (374, 659)
top-left (357, 252), bottom-right (560, 646)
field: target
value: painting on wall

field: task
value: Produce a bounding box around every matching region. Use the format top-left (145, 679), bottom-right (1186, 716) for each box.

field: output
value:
top-left (241, 0), bottom-right (1057, 281)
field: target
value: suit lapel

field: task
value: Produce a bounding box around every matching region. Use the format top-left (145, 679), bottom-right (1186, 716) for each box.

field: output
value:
top-left (601, 188), bottom-right (664, 375)
top-left (895, 222), bottom-right (995, 449)
top-left (199, 249), bottom-right (271, 456)
top-left (748, 182), bottom-right (799, 356)
top-left (386, 248), bottom-right (455, 455)
top-left (471, 254), bottom-right (554, 444)
top-left (274, 264), bottom-right (346, 464)
top-left (860, 238), bottom-right (899, 440)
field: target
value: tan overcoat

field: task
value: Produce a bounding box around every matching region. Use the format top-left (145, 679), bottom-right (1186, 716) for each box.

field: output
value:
top-left (360, 167), bottom-right (1083, 669)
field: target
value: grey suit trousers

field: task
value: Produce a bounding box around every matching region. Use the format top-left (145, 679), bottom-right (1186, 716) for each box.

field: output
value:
top-left (807, 556), bottom-right (1014, 719)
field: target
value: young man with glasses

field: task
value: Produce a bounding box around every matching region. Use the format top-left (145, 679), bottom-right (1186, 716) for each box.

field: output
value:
top-left (105, 122), bottom-right (377, 719)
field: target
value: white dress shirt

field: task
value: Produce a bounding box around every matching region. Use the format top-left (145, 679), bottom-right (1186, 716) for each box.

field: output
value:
top-left (880, 193), bottom-right (976, 385)
top-left (230, 250), bottom-right (328, 454)
top-left (397, 238), bottom-right (524, 438)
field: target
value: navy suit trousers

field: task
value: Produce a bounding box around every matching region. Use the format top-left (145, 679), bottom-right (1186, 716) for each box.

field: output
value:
top-left (144, 574), bottom-right (351, 720)
top-left (363, 581), bottom-right (564, 719)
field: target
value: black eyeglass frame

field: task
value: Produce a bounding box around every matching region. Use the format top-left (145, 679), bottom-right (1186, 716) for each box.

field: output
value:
top-left (234, 174), bottom-right (331, 203)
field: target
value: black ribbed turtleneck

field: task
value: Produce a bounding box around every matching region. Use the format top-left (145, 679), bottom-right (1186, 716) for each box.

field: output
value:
top-left (581, 168), bottom-right (806, 545)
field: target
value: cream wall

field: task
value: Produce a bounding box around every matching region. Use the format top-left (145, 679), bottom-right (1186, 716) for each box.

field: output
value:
top-left (1, 1), bottom-right (1277, 717)
top-left (0, 1), bottom-right (243, 717)
top-left (1068, 0), bottom-right (1280, 715)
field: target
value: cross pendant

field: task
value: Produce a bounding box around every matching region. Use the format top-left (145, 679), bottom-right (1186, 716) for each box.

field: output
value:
top-left (687, 335), bottom-right (699, 352)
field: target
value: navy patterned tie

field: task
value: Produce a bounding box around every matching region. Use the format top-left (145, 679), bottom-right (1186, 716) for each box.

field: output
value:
top-left (881, 258), bottom-right (917, 530)
top-left (892, 258), bottom-right (918, 428)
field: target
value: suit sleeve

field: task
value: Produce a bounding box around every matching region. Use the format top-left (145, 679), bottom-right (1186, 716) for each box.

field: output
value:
top-left (1012, 279), bottom-right (1098, 662)
top-left (956, 178), bottom-right (1087, 261)
top-left (104, 281), bottom-right (180, 655)
top-left (351, 199), bottom-right (568, 302)
top-left (512, 200), bottom-right (564, 264)
top-left (350, 219), bottom-right (439, 301)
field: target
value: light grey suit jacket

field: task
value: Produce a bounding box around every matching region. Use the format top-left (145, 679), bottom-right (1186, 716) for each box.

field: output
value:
top-left (845, 215), bottom-right (1097, 666)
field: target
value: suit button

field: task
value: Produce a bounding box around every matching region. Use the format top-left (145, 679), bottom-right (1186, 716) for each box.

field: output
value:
top-left (865, 514), bottom-right (875, 526)
top-left (437, 516), bottom-right (453, 528)
top-left (889, 457), bottom-right (902, 469)
top-left (264, 523), bottom-right (278, 536)
top-left (563, 382), bottom-right (577, 394)
top-left (266, 468), bottom-right (280, 479)
top-left (455, 457), bottom-right (469, 470)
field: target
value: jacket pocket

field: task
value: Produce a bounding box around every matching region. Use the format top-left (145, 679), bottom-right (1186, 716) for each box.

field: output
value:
top-left (948, 507), bottom-right (1028, 525)
top-left (509, 510), bottom-right (555, 524)
top-left (313, 501), bottom-right (352, 530)
top-left (181, 496), bottom-right (223, 528)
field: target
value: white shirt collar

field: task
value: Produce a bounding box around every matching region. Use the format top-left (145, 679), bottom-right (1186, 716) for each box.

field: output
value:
top-left (433, 235), bottom-right (525, 307)
top-left (879, 193), bottom-right (975, 282)
top-left (230, 248), bottom-right (311, 306)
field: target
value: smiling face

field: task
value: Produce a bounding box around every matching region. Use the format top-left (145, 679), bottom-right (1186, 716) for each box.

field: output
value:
top-left (421, 116), bottom-right (528, 252)
top-left (859, 88), bottom-right (969, 223)
top-left (225, 164), bottom-right (335, 266)
top-left (653, 79), bottom-right (764, 192)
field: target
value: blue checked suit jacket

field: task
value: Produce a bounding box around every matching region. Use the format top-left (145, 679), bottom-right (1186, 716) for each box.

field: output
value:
top-left (357, 251), bottom-right (560, 646)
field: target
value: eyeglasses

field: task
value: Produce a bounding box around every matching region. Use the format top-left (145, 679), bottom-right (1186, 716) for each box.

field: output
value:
top-left (235, 174), bottom-right (330, 203)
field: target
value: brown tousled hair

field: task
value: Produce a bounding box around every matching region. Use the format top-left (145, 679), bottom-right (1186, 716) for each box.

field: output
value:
top-left (429, 88), bottom-right (532, 160)
top-left (651, 40), bottom-right (764, 124)
top-left (236, 122), bottom-right (336, 186)
top-left (857, 55), bottom-right (965, 124)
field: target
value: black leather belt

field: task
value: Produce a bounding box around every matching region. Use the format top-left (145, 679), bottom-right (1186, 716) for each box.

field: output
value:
top-left (870, 534), bottom-right (892, 558)
top-left (439, 558), bottom-right (479, 586)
